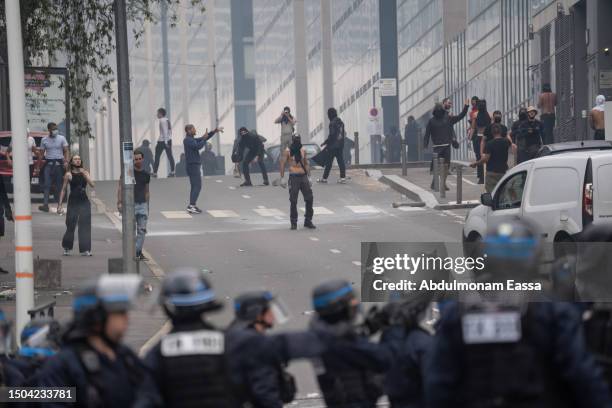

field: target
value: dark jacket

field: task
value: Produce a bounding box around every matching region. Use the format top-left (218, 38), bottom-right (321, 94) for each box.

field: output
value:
top-left (309, 317), bottom-right (392, 408)
top-left (381, 325), bottom-right (433, 407)
top-left (184, 132), bottom-right (216, 165)
top-left (425, 301), bottom-right (612, 408)
top-left (423, 114), bottom-right (457, 148)
top-left (0, 175), bottom-right (11, 237)
top-left (518, 119), bottom-right (544, 150)
top-left (238, 132), bottom-right (265, 157)
top-left (37, 341), bottom-right (146, 408)
top-left (323, 117), bottom-right (346, 150)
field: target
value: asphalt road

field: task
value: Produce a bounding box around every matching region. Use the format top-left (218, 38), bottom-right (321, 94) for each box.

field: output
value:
top-left (92, 169), bottom-right (466, 399)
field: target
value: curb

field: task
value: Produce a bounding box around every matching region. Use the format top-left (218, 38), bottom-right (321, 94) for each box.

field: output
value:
top-left (380, 174), bottom-right (480, 210)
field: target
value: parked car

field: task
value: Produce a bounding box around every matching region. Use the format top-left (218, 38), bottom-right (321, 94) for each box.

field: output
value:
top-left (537, 140), bottom-right (612, 157)
top-left (463, 150), bottom-right (612, 259)
top-left (0, 131), bottom-right (46, 194)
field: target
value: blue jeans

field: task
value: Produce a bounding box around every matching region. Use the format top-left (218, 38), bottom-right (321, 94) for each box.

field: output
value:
top-left (186, 163), bottom-right (201, 206)
top-left (135, 202), bottom-right (148, 255)
top-left (42, 160), bottom-right (64, 206)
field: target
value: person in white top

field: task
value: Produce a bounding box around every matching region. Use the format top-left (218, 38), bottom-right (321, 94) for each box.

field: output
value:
top-left (152, 108), bottom-right (175, 177)
top-left (6, 128), bottom-right (37, 175)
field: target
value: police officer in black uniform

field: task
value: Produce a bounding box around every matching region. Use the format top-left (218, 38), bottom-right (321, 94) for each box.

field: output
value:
top-left (227, 291), bottom-right (296, 407)
top-left (36, 274), bottom-right (146, 407)
top-left (138, 268), bottom-right (238, 407)
top-left (13, 317), bottom-right (62, 384)
top-left (378, 293), bottom-right (437, 408)
top-left (426, 219), bottom-right (612, 408)
top-left (308, 279), bottom-right (391, 408)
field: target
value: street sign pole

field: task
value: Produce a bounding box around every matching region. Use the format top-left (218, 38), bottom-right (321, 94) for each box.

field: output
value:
top-left (114, 0), bottom-right (136, 274)
top-left (5, 0), bottom-right (35, 339)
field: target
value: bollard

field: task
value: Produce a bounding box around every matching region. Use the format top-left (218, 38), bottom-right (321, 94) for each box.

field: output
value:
top-left (401, 137), bottom-right (407, 176)
top-left (432, 152), bottom-right (439, 192)
top-left (456, 165), bottom-right (463, 204)
top-left (354, 131), bottom-right (359, 165)
top-left (439, 157), bottom-right (446, 199)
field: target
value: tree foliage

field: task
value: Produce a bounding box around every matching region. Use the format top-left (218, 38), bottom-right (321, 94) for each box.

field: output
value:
top-left (0, 0), bottom-right (205, 141)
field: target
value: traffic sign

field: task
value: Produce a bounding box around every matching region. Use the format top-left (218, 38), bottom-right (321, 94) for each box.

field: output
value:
top-left (379, 78), bottom-right (397, 97)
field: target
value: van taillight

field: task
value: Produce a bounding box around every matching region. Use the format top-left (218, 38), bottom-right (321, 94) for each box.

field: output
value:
top-left (584, 182), bottom-right (593, 216)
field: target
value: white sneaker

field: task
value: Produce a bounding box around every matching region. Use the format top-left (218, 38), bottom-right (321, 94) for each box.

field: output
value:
top-left (317, 178), bottom-right (328, 184)
top-left (63, 248), bottom-right (71, 256)
top-left (187, 205), bottom-right (199, 214)
top-left (81, 251), bottom-right (92, 257)
top-left (338, 178), bottom-right (348, 184)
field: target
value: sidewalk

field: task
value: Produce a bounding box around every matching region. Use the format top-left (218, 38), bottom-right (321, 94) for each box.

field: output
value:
top-left (379, 166), bottom-right (484, 209)
top-left (0, 198), bottom-right (166, 350)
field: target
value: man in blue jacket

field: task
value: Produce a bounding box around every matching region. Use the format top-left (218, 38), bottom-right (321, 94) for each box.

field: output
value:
top-left (183, 124), bottom-right (223, 214)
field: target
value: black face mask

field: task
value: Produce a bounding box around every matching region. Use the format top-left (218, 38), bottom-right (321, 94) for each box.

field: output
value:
top-left (494, 117), bottom-right (502, 123)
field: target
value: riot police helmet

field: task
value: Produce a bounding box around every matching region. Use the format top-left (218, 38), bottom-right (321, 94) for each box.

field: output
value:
top-left (232, 290), bottom-right (289, 329)
top-left (69, 274), bottom-right (142, 340)
top-left (19, 317), bottom-right (61, 358)
top-left (481, 218), bottom-right (542, 280)
top-left (312, 279), bottom-right (357, 323)
top-left (160, 268), bottom-right (223, 323)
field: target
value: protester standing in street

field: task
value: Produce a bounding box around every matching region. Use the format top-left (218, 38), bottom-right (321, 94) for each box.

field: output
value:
top-left (509, 107), bottom-right (528, 165)
top-left (442, 97), bottom-right (470, 125)
top-left (279, 134), bottom-right (315, 230)
top-left (470, 99), bottom-right (491, 184)
top-left (57, 155), bottom-right (94, 256)
top-left (517, 106), bottom-right (544, 163)
top-left (471, 124), bottom-right (513, 193)
top-left (152, 108), bottom-right (175, 178)
top-left (39, 122), bottom-right (69, 212)
top-left (385, 126), bottom-right (402, 163)
top-left (274, 106), bottom-right (296, 150)
top-left (200, 142), bottom-right (217, 176)
top-left (591, 95), bottom-right (607, 140)
top-left (117, 149), bottom-right (151, 260)
top-left (318, 108), bottom-right (347, 184)
top-left (424, 103), bottom-right (460, 191)
top-left (183, 124), bottom-right (223, 213)
top-left (404, 116), bottom-right (421, 161)
top-left (343, 135), bottom-right (355, 166)
top-left (538, 83), bottom-right (557, 145)
top-left (138, 139), bottom-right (154, 173)
top-left (237, 127), bottom-right (269, 187)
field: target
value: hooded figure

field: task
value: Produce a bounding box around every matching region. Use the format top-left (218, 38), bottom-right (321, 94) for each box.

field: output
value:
top-left (423, 103), bottom-right (458, 191)
top-left (317, 108), bottom-right (347, 183)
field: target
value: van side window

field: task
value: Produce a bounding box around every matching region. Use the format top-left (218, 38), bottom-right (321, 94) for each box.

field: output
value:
top-left (495, 171), bottom-right (527, 210)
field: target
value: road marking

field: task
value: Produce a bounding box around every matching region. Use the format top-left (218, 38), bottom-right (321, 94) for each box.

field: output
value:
top-left (462, 177), bottom-right (478, 186)
top-left (161, 211), bottom-right (193, 219)
top-left (346, 205), bottom-right (380, 214)
top-left (253, 208), bottom-right (284, 217)
top-left (242, 194), bottom-right (251, 199)
top-left (301, 206), bottom-right (333, 215)
top-left (397, 207), bottom-right (426, 212)
top-left (228, 186), bottom-right (236, 190)
top-left (352, 261), bottom-right (362, 266)
top-left (330, 249), bottom-right (341, 254)
top-left (257, 205), bottom-right (265, 209)
top-left (207, 210), bottom-right (239, 218)
top-left (139, 321), bottom-right (172, 357)
top-left (309, 237), bottom-right (319, 241)
top-left (215, 179), bottom-right (223, 183)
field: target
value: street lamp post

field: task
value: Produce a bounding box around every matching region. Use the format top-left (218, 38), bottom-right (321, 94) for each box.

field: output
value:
top-left (4, 0), bottom-right (35, 339)
top-left (114, 0), bottom-right (136, 274)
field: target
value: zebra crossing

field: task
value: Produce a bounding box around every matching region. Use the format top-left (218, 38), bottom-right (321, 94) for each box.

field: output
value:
top-left (153, 204), bottom-right (427, 219)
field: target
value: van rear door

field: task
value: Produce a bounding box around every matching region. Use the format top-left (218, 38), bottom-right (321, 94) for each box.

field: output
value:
top-left (591, 154), bottom-right (612, 223)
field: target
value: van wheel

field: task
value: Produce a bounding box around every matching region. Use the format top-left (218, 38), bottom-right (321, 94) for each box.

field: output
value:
top-left (554, 234), bottom-right (576, 259)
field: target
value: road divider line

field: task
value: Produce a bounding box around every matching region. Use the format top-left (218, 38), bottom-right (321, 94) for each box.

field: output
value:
top-left (138, 321), bottom-right (172, 357)
top-left (330, 249), bottom-right (341, 254)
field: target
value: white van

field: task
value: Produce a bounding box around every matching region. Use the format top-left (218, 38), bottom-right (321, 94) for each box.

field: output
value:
top-left (463, 151), bottom-right (612, 256)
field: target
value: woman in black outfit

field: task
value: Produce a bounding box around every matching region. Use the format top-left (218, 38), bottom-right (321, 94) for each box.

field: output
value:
top-left (471, 99), bottom-right (491, 184)
top-left (57, 155), bottom-right (94, 256)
